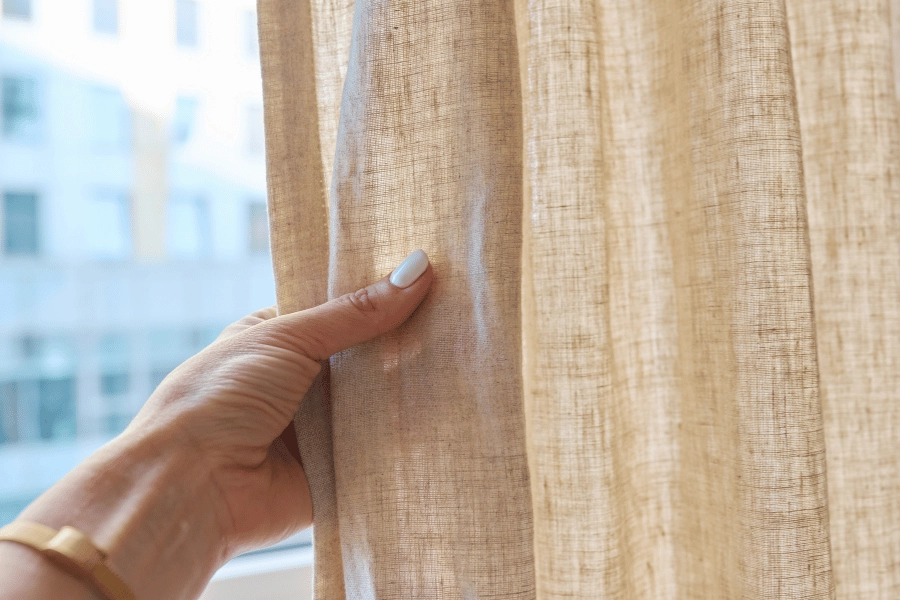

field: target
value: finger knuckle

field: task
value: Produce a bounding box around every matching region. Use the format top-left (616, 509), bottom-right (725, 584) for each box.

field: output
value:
top-left (297, 354), bottom-right (323, 380)
top-left (346, 286), bottom-right (378, 313)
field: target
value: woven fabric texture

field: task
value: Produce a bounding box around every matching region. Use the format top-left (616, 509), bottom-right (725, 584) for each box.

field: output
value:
top-left (258, 0), bottom-right (900, 597)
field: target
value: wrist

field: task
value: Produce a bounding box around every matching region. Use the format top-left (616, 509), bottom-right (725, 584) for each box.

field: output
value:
top-left (17, 428), bottom-right (229, 600)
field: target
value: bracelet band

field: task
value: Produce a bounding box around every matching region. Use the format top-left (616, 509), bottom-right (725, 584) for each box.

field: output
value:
top-left (0, 521), bottom-right (136, 600)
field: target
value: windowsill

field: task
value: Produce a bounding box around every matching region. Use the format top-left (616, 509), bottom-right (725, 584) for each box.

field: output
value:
top-left (202, 532), bottom-right (313, 600)
top-left (213, 538), bottom-right (313, 581)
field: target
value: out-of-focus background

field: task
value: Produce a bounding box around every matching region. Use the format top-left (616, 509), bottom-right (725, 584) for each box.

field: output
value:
top-left (0, 1), bottom-right (319, 595)
top-left (0, 4), bottom-right (314, 594)
top-left (0, 0), bottom-right (276, 523)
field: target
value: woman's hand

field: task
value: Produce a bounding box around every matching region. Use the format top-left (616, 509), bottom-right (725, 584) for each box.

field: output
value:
top-left (0, 250), bottom-right (432, 600)
top-left (135, 249), bottom-right (432, 553)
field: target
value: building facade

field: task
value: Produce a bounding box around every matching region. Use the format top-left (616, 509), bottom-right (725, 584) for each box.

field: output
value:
top-left (0, 0), bottom-right (275, 524)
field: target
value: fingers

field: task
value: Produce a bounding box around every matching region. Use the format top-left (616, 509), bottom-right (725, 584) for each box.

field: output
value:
top-left (263, 249), bottom-right (433, 360)
top-left (217, 306), bottom-right (278, 341)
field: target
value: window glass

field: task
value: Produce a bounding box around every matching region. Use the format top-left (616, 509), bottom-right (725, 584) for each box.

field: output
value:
top-left (93, 0), bottom-right (118, 35)
top-left (38, 377), bottom-right (77, 440)
top-left (244, 10), bottom-right (259, 59)
top-left (2, 76), bottom-right (40, 141)
top-left (248, 201), bottom-right (269, 254)
top-left (172, 96), bottom-right (198, 144)
top-left (3, 191), bottom-right (39, 255)
top-left (0, 1), bottom-right (275, 542)
top-left (1, 0), bottom-right (31, 20)
top-left (1, 337), bottom-right (78, 443)
top-left (100, 371), bottom-right (128, 396)
top-left (176, 0), bottom-right (199, 47)
top-left (86, 189), bottom-right (131, 259)
top-left (167, 192), bottom-right (210, 258)
top-left (89, 86), bottom-right (131, 151)
top-left (246, 104), bottom-right (264, 156)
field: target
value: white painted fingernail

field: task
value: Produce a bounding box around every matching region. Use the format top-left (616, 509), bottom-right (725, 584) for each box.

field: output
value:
top-left (389, 249), bottom-right (429, 288)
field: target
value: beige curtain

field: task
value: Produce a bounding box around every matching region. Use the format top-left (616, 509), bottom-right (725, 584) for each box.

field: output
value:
top-left (257, 0), bottom-right (900, 597)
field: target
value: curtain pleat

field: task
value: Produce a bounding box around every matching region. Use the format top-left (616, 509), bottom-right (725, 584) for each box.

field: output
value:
top-left (329, 0), bottom-right (534, 596)
top-left (258, 1), bottom-right (346, 597)
top-left (787, 0), bottom-right (900, 595)
top-left (522, 1), bottom-right (829, 597)
top-left (258, 0), bottom-right (900, 597)
top-left (265, 0), bottom-right (537, 597)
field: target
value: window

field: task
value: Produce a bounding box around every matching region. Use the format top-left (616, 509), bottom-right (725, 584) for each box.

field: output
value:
top-left (244, 10), bottom-right (260, 59)
top-left (148, 327), bottom-right (214, 391)
top-left (89, 86), bottom-right (131, 151)
top-left (148, 366), bottom-right (172, 391)
top-left (2, 76), bottom-right (40, 140)
top-left (248, 201), bottom-right (269, 254)
top-left (100, 371), bottom-right (129, 432)
top-left (246, 105), bottom-right (264, 156)
top-left (1, 0), bottom-right (31, 20)
top-left (3, 191), bottom-right (39, 255)
top-left (85, 189), bottom-right (131, 259)
top-left (97, 334), bottom-right (132, 433)
top-left (0, 336), bottom-right (78, 444)
top-left (167, 192), bottom-right (210, 258)
top-left (100, 372), bottom-right (128, 395)
top-left (172, 96), bottom-right (198, 144)
top-left (93, 0), bottom-right (118, 35)
top-left (0, 0), bottom-right (295, 592)
top-left (176, 0), bottom-right (198, 47)
top-left (0, 381), bottom-right (37, 443)
top-left (38, 378), bottom-right (77, 440)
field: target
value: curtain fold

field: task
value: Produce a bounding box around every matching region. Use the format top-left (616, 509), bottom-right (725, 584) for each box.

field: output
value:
top-left (258, 0), bottom-right (900, 597)
top-left (787, 1), bottom-right (900, 595)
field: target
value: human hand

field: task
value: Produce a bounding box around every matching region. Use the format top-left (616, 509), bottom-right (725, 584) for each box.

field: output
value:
top-left (133, 248), bottom-right (432, 554)
top-left (0, 250), bottom-right (432, 600)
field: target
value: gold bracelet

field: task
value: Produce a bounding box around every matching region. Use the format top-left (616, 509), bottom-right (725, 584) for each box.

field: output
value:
top-left (0, 521), bottom-right (136, 600)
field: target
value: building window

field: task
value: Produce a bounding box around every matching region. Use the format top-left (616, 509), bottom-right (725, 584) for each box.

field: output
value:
top-left (98, 334), bottom-right (132, 432)
top-left (149, 367), bottom-right (172, 391)
top-left (2, 76), bottom-right (40, 141)
top-left (166, 192), bottom-right (210, 259)
top-left (148, 327), bottom-right (214, 391)
top-left (1, 336), bottom-right (78, 443)
top-left (86, 189), bottom-right (131, 259)
top-left (244, 10), bottom-right (259, 59)
top-left (248, 201), bottom-right (269, 254)
top-left (245, 105), bottom-right (264, 156)
top-left (3, 191), bottom-right (39, 256)
top-left (172, 96), bottom-right (198, 144)
top-left (176, 0), bottom-right (198, 47)
top-left (38, 377), bottom-right (76, 441)
top-left (93, 0), bottom-right (118, 35)
top-left (89, 86), bottom-right (131, 151)
top-left (100, 371), bottom-right (130, 433)
top-left (98, 333), bottom-right (129, 365)
top-left (2, 0), bottom-right (31, 20)
top-left (100, 372), bottom-right (128, 396)
top-left (0, 382), bottom-right (21, 444)
top-left (0, 380), bottom-right (36, 444)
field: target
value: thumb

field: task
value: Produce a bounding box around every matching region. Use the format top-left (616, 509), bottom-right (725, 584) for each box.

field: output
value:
top-left (267, 249), bottom-right (433, 360)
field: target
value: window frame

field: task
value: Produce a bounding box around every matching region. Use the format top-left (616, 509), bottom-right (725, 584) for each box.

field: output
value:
top-left (203, 532), bottom-right (313, 599)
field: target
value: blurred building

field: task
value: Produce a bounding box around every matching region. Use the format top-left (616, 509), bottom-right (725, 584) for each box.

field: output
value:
top-left (0, 0), bottom-right (275, 523)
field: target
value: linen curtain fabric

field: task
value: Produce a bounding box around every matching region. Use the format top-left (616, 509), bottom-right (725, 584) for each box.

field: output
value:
top-left (257, 0), bottom-right (900, 597)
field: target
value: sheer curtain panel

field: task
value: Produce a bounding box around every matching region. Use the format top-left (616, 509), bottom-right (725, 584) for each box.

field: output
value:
top-left (257, 0), bottom-right (900, 598)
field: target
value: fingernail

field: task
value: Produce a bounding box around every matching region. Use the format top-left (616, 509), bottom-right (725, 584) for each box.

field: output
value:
top-left (389, 249), bottom-right (429, 288)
